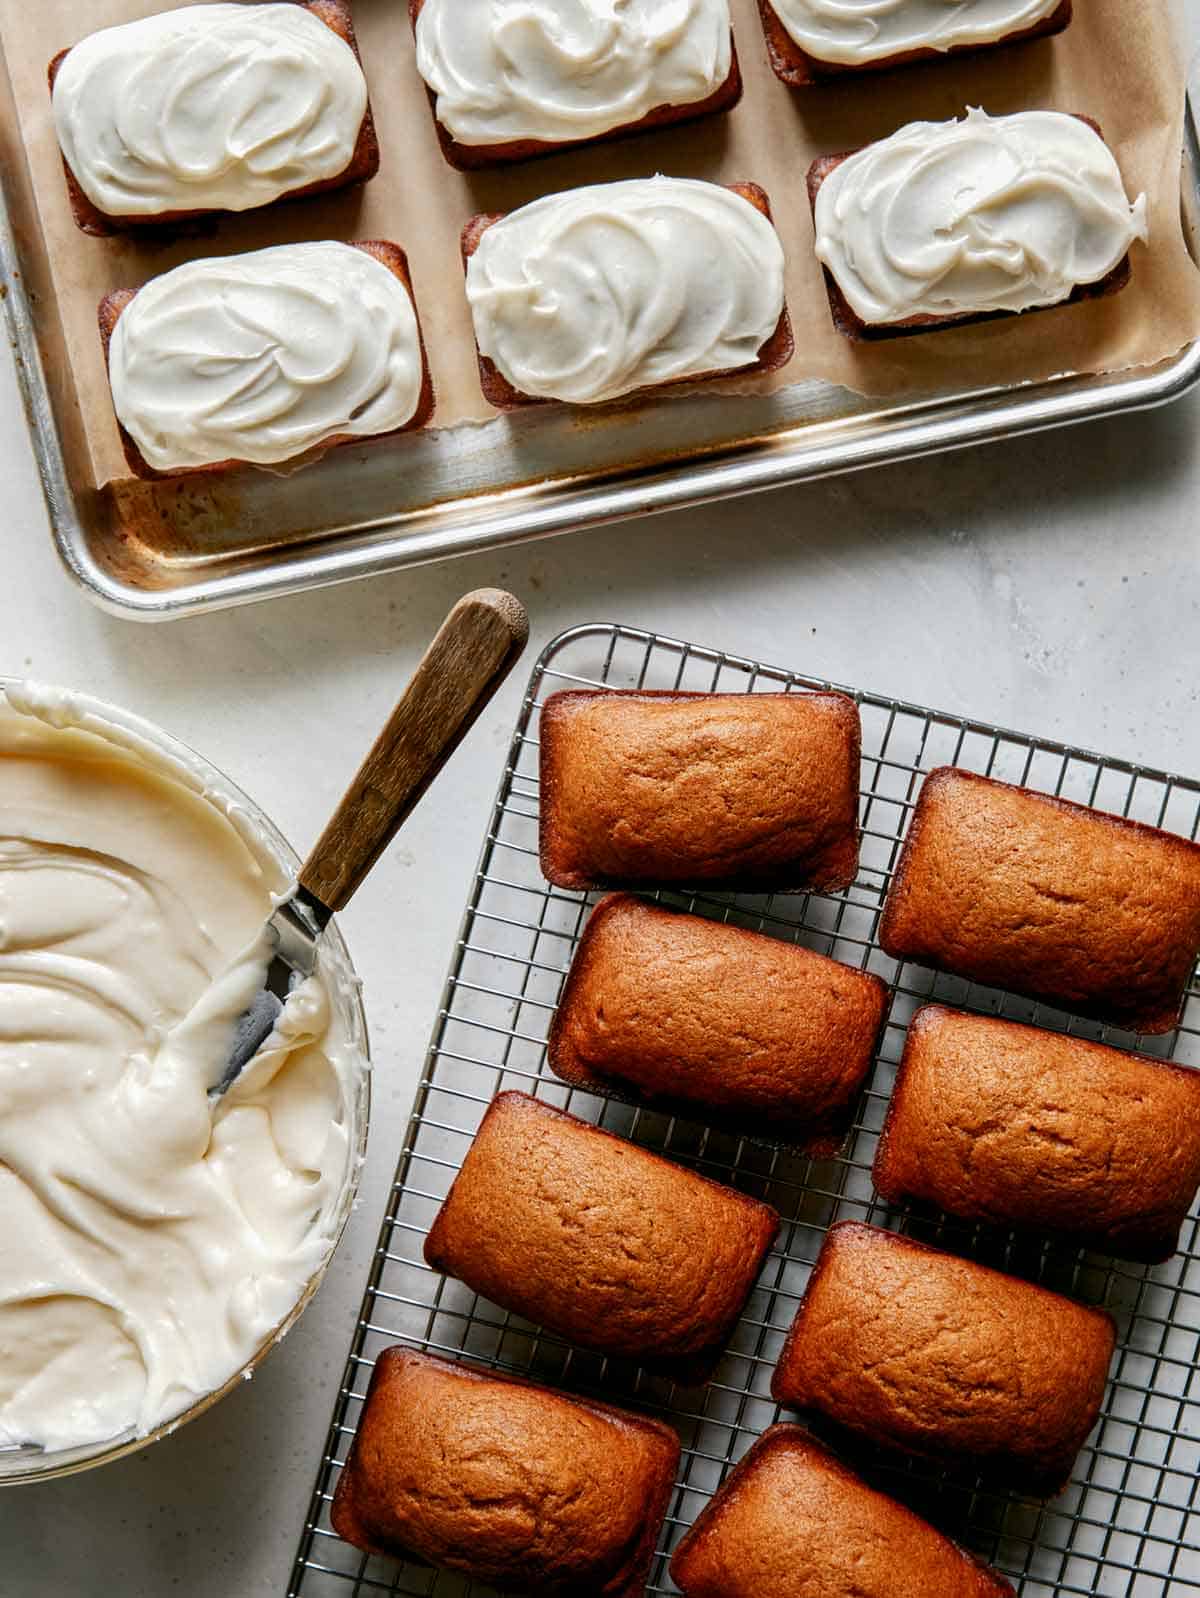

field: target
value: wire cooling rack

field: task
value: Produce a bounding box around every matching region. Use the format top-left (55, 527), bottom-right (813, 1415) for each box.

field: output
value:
top-left (289, 622), bottom-right (1200, 1598)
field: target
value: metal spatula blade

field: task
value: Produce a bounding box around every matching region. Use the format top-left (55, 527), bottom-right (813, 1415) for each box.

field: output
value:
top-left (211, 890), bottom-right (329, 1097)
top-left (210, 588), bottom-right (528, 1099)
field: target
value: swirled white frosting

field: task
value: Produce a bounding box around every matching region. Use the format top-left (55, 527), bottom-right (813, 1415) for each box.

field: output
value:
top-left (767, 0), bottom-right (1063, 64)
top-left (52, 3), bottom-right (368, 218)
top-left (0, 684), bottom-right (364, 1453)
top-left (414, 0), bottom-right (732, 146)
top-left (466, 178), bottom-right (785, 404)
top-left (108, 242), bottom-right (424, 472)
top-left (814, 109), bottom-right (1148, 325)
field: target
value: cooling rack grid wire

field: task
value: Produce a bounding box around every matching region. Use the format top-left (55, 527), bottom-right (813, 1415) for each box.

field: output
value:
top-left (289, 622), bottom-right (1200, 1598)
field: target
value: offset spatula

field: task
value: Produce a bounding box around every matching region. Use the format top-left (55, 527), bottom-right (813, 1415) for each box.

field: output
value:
top-left (213, 588), bottom-right (529, 1097)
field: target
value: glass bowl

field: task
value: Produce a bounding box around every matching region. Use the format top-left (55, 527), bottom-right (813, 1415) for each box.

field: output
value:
top-left (0, 681), bottom-right (371, 1485)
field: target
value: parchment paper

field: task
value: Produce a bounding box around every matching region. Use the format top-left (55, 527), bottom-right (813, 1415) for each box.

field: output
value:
top-left (4, 0), bottom-right (1199, 490)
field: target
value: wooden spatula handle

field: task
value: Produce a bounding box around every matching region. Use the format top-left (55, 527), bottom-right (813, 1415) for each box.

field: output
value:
top-left (299, 589), bottom-right (529, 913)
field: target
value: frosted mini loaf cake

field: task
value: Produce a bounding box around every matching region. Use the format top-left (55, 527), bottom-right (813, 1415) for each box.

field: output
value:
top-left (50, 2), bottom-right (377, 232)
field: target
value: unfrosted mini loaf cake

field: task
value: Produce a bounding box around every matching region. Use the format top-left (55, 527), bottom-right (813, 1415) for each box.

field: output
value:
top-left (50, 2), bottom-right (377, 234)
top-left (549, 894), bottom-right (887, 1152)
top-left (874, 1006), bottom-right (1200, 1263)
top-left (538, 690), bottom-right (860, 891)
top-left (412, 0), bottom-right (741, 169)
top-left (809, 110), bottom-right (1146, 340)
top-left (671, 1424), bottom-right (1015, 1597)
top-left (463, 178), bottom-right (792, 408)
top-left (878, 767), bottom-right (1200, 1034)
top-left (100, 241), bottom-right (434, 478)
top-left (771, 1222), bottom-right (1115, 1493)
top-left (759, 0), bottom-right (1071, 86)
top-left (332, 1348), bottom-right (680, 1596)
top-left (424, 1092), bottom-right (779, 1383)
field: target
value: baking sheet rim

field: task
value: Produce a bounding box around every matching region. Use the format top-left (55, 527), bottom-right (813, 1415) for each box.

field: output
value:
top-left (2, 37), bottom-right (1200, 621)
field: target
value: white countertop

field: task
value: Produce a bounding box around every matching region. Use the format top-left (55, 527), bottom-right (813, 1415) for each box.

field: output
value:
top-left (4, 79), bottom-right (1200, 1596)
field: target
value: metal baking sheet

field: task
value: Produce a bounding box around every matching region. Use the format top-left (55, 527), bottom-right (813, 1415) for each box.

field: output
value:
top-left (2, 42), bottom-right (1199, 621)
top-left (289, 622), bottom-right (1200, 1598)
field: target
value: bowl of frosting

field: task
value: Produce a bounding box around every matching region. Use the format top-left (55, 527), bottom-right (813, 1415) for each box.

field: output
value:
top-left (0, 682), bottom-right (369, 1483)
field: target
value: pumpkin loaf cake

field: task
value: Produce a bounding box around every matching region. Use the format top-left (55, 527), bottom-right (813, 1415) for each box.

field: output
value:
top-left (671, 1424), bottom-right (1015, 1597)
top-left (463, 178), bottom-right (792, 409)
top-left (759, 0), bottom-right (1071, 86)
top-left (99, 240), bottom-right (434, 480)
top-left (50, 1), bottom-right (378, 233)
top-left (771, 1222), bottom-right (1115, 1493)
top-left (809, 111), bottom-right (1145, 341)
top-left (538, 689), bottom-right (860, 891)
top-left (874, 1006), bottom-right (1200, 1263)
top-left (879, 767), bottom-right (1200, 1034)
top-left (332, 1348), bottom-right (679, 1595)
top-left (549, 893), bottom-right (886, 1152)
top-left (412, 0), bottom-right (742, 169)
top-left (425, 1092), bottom-right (779, 1384)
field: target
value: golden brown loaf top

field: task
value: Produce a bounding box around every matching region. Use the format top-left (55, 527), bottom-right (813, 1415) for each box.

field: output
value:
top-left (548, 893), bottom-right (887, 1153)
top-left (878, 767), bottom-right (1200, 1034)
top-left (424, 1092), bottom-right (779, 1383)
top-left (874, 1005), bottom-right (1200, 1263)
top-left (771, 1222), bottom-right (1115, 1493)
top-left (671, 1424), bottom-right (1014, 1598)
top-left (331, 1348), bottom-right (680, 1596)
top-left (538, 690), bottom-right (861, 892)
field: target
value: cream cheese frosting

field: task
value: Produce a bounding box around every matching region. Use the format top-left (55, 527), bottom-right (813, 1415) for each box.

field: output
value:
top-left (51, 3), bottom-right (368, 219)
top-left (813, 109), bottom-right (1148, 325)
top-left (0, 684), bottom-right (365, 1454)
top-left (414, 0), bottom-right (733, 147)
top-left (108, 241), bottom-right (424, 472)
top-left (767, 0), bottom-right (1063, 65)
top-left (465, 177), bottom-right (785, 404)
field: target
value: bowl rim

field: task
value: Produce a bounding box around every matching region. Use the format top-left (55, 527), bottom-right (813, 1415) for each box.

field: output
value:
top-left (0, 679), bottom-right (372, 1485)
